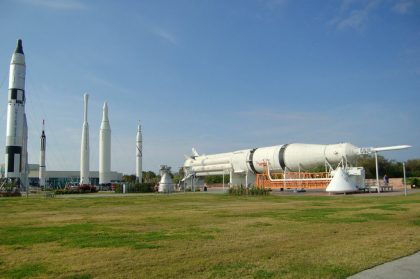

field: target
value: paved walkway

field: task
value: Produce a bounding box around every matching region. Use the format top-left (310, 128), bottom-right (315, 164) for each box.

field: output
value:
top-left (348, 252), bottom-right (420, 279)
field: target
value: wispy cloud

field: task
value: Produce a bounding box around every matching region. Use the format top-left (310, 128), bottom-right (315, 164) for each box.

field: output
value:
top-left (392, 0), bottom-right (414, 14)
top-left (18, 0), bottom-right (87, 11)
top-left (330, 0), bottom-right (380, 30)
top-left (151, 27), bottom-right (178, 45)
top-left (87, 74), bottom-right (129, 94)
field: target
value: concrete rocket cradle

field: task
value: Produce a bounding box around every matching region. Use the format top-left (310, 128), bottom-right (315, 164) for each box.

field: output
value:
top-left (5, 39), bottom-right (26, 183)
top-left (99, 102), bottom-right (111, 185)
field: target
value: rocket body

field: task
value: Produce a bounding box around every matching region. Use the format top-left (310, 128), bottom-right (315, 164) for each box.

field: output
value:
top-left (80, 94), bottom-right (90, 185)
top-left (99, 102), bottom-right (111, 184)
top-left (136, 124), bottom-right (142, 183)
top-left (39, 120), bottom-right (46, 187)
top-left (5, 39), bottom-right (26, 180)
top-left (184, 143), bottom-right (360, 176)
top-left (183, 142), bottom-right (409, 187)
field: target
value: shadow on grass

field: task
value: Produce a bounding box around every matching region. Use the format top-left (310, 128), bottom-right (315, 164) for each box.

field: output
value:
top-left (214, 198), bottom-right (416, 224)
top-left (0, 223), bottom-right (218, 249)
top-left (3, 263), bottom-right (47, 279)
top-left (63, 274), bottom-right (93, 279)
top-left (210, 262), bottom-right (256, 278)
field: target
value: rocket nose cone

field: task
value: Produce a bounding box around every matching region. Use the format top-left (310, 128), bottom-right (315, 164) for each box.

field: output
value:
top-left (102, 102), bottom-right (109, 122)
top-left (15, 39), bottom-right (24, 54)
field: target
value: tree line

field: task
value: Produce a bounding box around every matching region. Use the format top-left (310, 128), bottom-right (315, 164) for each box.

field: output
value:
top-left (355, 155), bottom-right (420, 178)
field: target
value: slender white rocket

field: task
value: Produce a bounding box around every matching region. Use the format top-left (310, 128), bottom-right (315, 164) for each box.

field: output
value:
top-left (39, 120), bottom-right (46, 187)
top-left (136, 123), bottom-right (142, 183)
top-left (99, 102), bottom-right (111, 185)
top-left (80, 93), bottom-right (90, 185)
top-left (5, 39), bottom-right (26, 182)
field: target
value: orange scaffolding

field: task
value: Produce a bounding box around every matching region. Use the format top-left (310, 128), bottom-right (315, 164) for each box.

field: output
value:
top-left (255, 163), bottom-right (332, 190)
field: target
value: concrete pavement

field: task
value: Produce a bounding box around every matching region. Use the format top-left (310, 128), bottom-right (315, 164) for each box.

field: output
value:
top-left (348, 252), bottom-right (420, 279)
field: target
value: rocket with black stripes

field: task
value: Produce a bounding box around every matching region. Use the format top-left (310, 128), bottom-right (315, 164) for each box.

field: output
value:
top-left (39, 120), bottom-right (46, 187)
top-left (183, 142), bottom-right (410, 188)
top-left (4, 39), bottom-right (26, 183)
top-left (136, 123), bottom-right (142, 183)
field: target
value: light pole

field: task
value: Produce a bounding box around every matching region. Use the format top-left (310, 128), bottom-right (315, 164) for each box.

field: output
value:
top-left (222, 170), bottom-right (225, 191)
top-left (375, 151), bottom-right (380, 193)
top-left (403, 162), bottom-right (407, 196)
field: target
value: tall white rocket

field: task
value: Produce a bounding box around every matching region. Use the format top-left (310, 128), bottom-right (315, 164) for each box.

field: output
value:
top-left (99, 102), bottom-right (111, 185)
top-left (39, 120), bottom-right (46, 187)
top-left (80, 93), bottom-right (90, 185)
top-left (5, 39), bottom-right (26, 183)
top-left (136, 123), bottom-right (142, 183)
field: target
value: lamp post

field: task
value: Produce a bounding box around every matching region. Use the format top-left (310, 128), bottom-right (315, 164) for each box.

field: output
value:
top-left (222, 169), bottom-right (225, 191)
top-left (403, 162), bottom-right (407, 197)
top-left (375, 151), bottom-right (380, 193)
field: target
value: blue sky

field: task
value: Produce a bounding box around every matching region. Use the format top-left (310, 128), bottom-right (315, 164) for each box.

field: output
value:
top-left (0, 0), bottom-right (419, 174)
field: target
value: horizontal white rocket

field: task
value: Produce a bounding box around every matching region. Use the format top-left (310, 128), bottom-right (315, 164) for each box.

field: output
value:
top-left (183, 143), bottom-right (410, 185)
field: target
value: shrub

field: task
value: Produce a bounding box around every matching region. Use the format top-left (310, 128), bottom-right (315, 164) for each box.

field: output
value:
top-left (114, 184), bottom-right (122, 193)
top-left (114, 183), bottom-right (155, 193)
top-left (0, 191), bottom-right (22, 197)
top-left (228, 185), bottom-right (270, 196)
top-left (135, 183), bottom-right (155, 193)
top-left (78, 185), bottom-right (98, 193)
top-left (54, 185), bottom-right (98, 195)
top-left (407, 177), bottom-right (419, 188)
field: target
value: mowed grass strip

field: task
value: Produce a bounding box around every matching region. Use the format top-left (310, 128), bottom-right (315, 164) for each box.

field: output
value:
top-left (0, 192), bottom-right (419, 278)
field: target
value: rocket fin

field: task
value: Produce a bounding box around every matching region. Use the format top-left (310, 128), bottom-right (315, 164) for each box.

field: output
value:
top-left (192, 148), bottom-right (199, 157)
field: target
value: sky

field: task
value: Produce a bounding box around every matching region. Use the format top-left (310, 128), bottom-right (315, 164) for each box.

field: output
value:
top-left (0, 0), bottom-right (419, 174)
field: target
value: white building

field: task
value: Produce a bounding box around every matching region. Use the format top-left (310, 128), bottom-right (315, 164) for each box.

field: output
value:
top-left (1, 164), bottom-right (123, 188)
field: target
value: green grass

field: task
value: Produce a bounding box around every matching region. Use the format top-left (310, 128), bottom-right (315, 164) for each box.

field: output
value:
top-left (0, 192), bottom-right (419, 278)
top-left (3, 263), bottom-right (47, 279)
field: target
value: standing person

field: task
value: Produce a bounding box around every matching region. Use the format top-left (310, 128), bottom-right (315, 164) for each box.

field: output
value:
top-left (384, 174), bottom-right (389, 186)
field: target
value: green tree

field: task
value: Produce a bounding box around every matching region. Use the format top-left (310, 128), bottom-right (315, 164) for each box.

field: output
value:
top-left (204, 174), bottom-right (229, 184)
top-left (406, 159), bottom-right (420, 177)
top-left (142, 171), bottom-right (159, 184)
top-left (172, 167), bottom-right (185, 184)
top-left (122, 175), bottom-right (136, 183)
top-left (355, 155), bottom-right (403, 179)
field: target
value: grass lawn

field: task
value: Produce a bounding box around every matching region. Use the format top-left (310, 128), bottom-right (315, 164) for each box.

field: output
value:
top-left (0, 192), bottom-right (419, 279)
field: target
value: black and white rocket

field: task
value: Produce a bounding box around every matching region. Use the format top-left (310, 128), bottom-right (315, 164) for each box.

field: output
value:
top-left (39, 120), bottom-right (46, 187)
top-left (4, 39), bottom-right (26, 183)
top-left (136, 123), bottom-right (142, 183)
top-left (80, 93), bottom-right (90, 185)
top-left (99, 102), bottom-right (111, 185)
